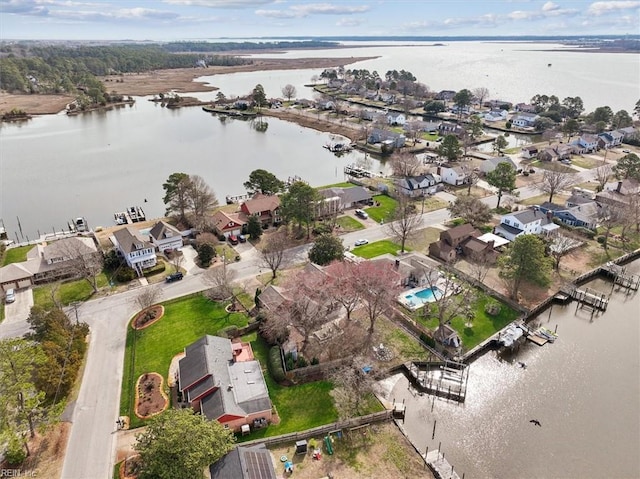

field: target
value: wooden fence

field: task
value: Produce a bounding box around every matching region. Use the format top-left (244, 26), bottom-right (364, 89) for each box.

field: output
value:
top-left (240, 410), bottom-right (393, 448)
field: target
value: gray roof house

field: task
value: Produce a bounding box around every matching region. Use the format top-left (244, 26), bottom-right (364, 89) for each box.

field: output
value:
top-left (495, 208), bottom-right (558, 241)
top-left (538, 201), bottom-right (600, 230)
top-left (149, 220), bottom-right (183, 253)
top-left (209, 444), bottom-right (276, 479)
top-left (178, 335), bottom-right (272, 432)
top-left (317, 186), bottom-right (372, 211)
top-left (395, 174), bottom-right (441, 197)
top-left (480, 156), bottom-right (518, 174)
top-left (112, 226), bottom-right (157, 275)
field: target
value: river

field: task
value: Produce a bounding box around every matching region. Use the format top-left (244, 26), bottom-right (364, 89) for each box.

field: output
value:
top-left (1, 41), bottom-right (638, 240)
top-left (387, 259), bottom-right (640, 479)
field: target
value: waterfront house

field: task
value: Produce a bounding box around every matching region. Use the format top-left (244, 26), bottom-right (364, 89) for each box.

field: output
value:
top-left (0, 263), bottom-right (34, 292)
top-left (436, 90), bottom-right (456, 102)
top-left (438, 122), bottom-right (465, 137)
top-left (429, 223), bottom-right (479, 262)
top-left (480, 156), bottom-right (518, 175)
top-left (212, 210), bottom-right (246, 239)
top-left (538, 144), bottom-right (575, 162)
top-left (113, 227), bottom-right (157, 276)
top-left (317, 186), bottom-right (373, 211)
top-left (511, 113), bottom-right (539, 128)
top-left (515, 103), bottom-right (537, 113)
top-left (386, 112), bottom-right (406, 126)
top-left (178, 335), bottom-right (272, 433)
top-left (209, 444), bottom-right (277, 479)
top-left (484, 109), bottom-right (508, 122)
top-left (367, 128), bottom-right (406, 148)
top-left (437, 165), bottom-right (467, 186)
top-left (240, 194), bottom-right (281, 226)
top-left (494, 209), bottom-right (558, 241)
top-left (538, 201), bottom-right (599, 230)
top-left (395, 174), bottom-right (441, 197)
top-left (485, 99), bottom-right (513, 110)
top-left (149, 220), bottom-right (183, 253)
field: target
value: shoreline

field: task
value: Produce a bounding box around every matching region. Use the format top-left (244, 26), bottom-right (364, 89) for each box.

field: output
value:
top-left (0, 56), bottom-right (377, 116)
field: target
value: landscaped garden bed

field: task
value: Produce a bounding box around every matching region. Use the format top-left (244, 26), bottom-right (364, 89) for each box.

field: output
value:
top-left (135, 373), bottom-right (168, 419)
top-left (131, 305), bottom-right (164, 330)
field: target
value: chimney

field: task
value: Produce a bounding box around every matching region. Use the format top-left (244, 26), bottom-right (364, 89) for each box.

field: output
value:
top-left (395, 259), bottom-right (400, 269)
top-left (616, 181), bottom-right (622, 193)
top-left (547, 211), bottom-right (553, 220)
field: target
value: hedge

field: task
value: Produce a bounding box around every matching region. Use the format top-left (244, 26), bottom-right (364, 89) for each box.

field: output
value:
top-left (268, 346), bottom-right (286, 383)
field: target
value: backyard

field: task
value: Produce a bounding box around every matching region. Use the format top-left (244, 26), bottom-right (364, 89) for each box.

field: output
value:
top-left (351, 240), bottom-right (407, 259)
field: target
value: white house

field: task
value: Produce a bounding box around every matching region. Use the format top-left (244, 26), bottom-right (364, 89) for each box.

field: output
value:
top-left (494, 209), bottom-right (557, 241)
top-left (512, 113), bottom-right (539, 128)
top-left (484, 110), bottom-right (508, 122)
top-left (437, 165), bottom-right (467, 186)
top-left (386, 112), bottom-right (406, 126)
top-left (113, 227), bottom-right (157, 276)
top-left (149, 221), bottom-right (183, 253)
top-left (395, 174), bottom-right (442, 197)
top-left (521, 145), bottom-right (539, 159)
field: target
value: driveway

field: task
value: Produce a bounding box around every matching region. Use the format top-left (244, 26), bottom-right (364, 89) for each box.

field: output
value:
top-left (0, 288), bottom-right (34, 339)
top-left (179, 244), bottom-right (204, 276)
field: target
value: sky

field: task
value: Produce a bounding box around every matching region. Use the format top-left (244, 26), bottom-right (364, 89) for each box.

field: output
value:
top-left (0, 0), bottom-right (639, 41)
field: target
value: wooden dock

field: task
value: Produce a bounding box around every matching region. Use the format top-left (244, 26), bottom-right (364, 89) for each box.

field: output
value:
top-left (344, 164), bottom-right (374, 178)
top-left (425, 450), bottom-right (461, 479)
top-left (404, 360), bottom-right (469, 403)
top-left (571, 287), bottom-right (609, 311)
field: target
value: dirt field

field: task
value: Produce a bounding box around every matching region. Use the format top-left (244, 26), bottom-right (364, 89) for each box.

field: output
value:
top-left (0, 56), bottom-right (375, 116)
top-left (268, 421), bottom-right (434, 479)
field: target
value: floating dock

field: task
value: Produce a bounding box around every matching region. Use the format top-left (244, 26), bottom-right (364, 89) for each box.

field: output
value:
top-left (425, 450), bottom-right (461, 479)
top-left (114, 206), bottom-right (146, 225)
top-left (404, 360), bottom-right (469, 403)
top-left (344, 164), bottom-right (375, 178)
top-left (571, 287), bottom-right (609, 311)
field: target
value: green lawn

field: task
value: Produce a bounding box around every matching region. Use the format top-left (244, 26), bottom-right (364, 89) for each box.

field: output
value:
top-left (2, 245), bottom-right (34, 266)
top-left (413, 293), bottom-right (520, 350)
top-left (352, 240), bottom-right (407, 259)
top-left (32, 273), bottom-right (109, 309)
top-left (238, 332), bottom-right (338, 440)
top-left (315, 182), bottom-right (354, 189)
top-left (365, 195), bottom-right (398, 223)
top-left (570, 156), bottom-right (601, 169)
top-left (528, 160), bottom-right (577, 173)
top-left (120, 293), bottom-right (250, 428)
top-left (335, 216), bottom-right (365, 232)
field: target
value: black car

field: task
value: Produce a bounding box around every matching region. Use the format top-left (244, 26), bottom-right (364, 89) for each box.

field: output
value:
top-left (165, 272), bottom-right (184, 283)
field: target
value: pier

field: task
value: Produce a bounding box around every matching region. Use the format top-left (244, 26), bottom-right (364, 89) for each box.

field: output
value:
top-left (404, 360), bottom-right (469, 403)
top-left (344, 164), bottom-right (375, 178)
top-left (225, 193), bottom-right (250, 205)
top-left (601, 262), bottom-right (640, 292)
top-left (570, 286), bottom-right (609, 312)
top-left (425, 450), bottom-right (461, 479)
top-left (114, 206), bottom-right (146, 225)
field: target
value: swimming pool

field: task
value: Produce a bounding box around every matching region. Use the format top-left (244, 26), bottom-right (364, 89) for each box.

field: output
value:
top-left (401, 286), bottom-right (444, 309)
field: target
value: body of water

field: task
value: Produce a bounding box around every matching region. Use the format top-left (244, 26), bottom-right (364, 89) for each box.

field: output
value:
top-left (0, 99), bottom-right (382, 241)
top-left (389, 259), bottom-right (640, 478)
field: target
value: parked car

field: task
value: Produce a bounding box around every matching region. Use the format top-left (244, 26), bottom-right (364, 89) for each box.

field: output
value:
top-left (5, 288), bottom-right (16, 303)
top-left (165, 272), bottom-right (184, 283)
top-left (560, 159), bottom-right (572, 165)
top-left (355, 239), bottom-right (369, 246)
top-left (228, 234), bottom-right (239, 245)
top-left (355, 209), bottom-right (369, 219)
top-left (238, 234), bottom-right (247, 243)
top-left (622, 149), bottom-right (631, 154)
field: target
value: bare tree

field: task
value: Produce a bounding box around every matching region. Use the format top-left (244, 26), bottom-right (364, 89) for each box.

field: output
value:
top-left (594, 164), bottom-right (612, 192)
top-left (171, 251), bottom-right (184, 273)
top-left (596, 204), bottom-right (624, 250)
top-left (385, 194), bottom-right (421, 253)
top-left (135, 285), bottom-right (163, 312)
top-left (549, 235), bottom-right (582, 271)
top-left (54, 237), bottom-right (104, 292)
top-left (330, 358), bottom-right (375, 420)
top-left (259, 230), bottom-right (288, 281)
top-left (353, 261), bottom-right (401, 336)
top-left (537, 164), bottom-right (577, 203)
top-left (447, 196), bottom-right (493, 227)
top-left (419, 263), bottom-right (475, 329)
top-left (325, 261), bottom-right (361, 321)
top-left (203, 259), bottom-right (236, 302)
top-left (625, 194), bottom-right (640, 234)
top-left (467, 255), bottom-right (493, 283)
top-left (390, 151), bottom-right (422, 177)
top-left (188, 175), bottom-right (218, 227)
top-left (472, 87), bottom-right (489, 109)
top-left (461, 164), bottom-right (480, 195)
top-left (281, 84), bottom-right (297, 101)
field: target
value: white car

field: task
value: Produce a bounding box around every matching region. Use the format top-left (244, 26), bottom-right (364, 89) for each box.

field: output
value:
top-left (5, 288), bottom-right (16, 303)
top-left (354, 239), bottom-right (369, 246)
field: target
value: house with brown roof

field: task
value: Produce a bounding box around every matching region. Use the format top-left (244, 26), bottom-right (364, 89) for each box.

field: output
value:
top-left (429, 223), bottom-right (483, 262)
top-left (240, 194), bottom-right (281, 226)
top-left (212, 210), bottom-right (247, 239)
top-left (178, 335), bottom-right (272, 433)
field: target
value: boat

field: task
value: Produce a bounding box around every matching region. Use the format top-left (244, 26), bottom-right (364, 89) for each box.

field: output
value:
top-left (73, 217), bottom-right (89, 232)
top-left (127, 206), bottom-right (146, 223)
top-left (114, 212), bottom-right (127, 225)
top-left (539, 327), bottom-right (558, 341)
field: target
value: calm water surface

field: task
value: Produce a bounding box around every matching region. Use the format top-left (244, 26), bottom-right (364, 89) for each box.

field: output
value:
top-left (390, 260), bottom-right (640, 479)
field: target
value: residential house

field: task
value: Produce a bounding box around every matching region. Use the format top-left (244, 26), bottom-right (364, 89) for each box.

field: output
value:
top-left (511, 113), bottom-right (539, 128)
top-left (178, 335), bottom-right (272, 433)
top-left (437, 165), bottom-right (467, 186)
top-left (438, 122), bottom-right (465, 137)
top-left (406, 120), bottom-right (440, 134)
top-left (317, 186), bottom-right (373, 211)
top-left (617, 126), bottom-right (638, 140)
top-left (32, 236), bottom-right (101, 283)
top-left (484, 110), bottom-right (508, 122)
top-left (515, 103), bottom-right (537, 113)
top-left (386, 111), bottom-right (406, 126)
top-left (428, 223), bottom-right (480, 263)
top-left (361, 109), bottom-right (383, 122)
top-left (395, 174), bottom-right (441, 197)
top-left (234, 100), bottom-right (250, 110)
top-left (148, 221), bottom-right (183, 253)
top-left (485, 99), bottom-right (513, 110)
top-left (520, 145), bottom-right (539, 159)
top-left (240, 194), bottom-right (281, 226)
top-left (597, 130), bottom-right (624, 149)
top-left (367, 128), bottom-right (406, 148)
top-left (317, 100), bottom-right (335, 111)
top-left (494, 208), bottom-right (558, 241)
top-left (480, 156), bottom-right (518, 175)
top-left (112, 227), bottom-right (157, 275)
top-left (566, 190), bottom-right (596, 208)
top-left (573, 134), bottom-right (599, 153)
top-left (212, 210), bottom-right (247, 238)
top-left (595, 179), bottom-right (640, 208)
top-left (538, 201), bottom-right (599, 230)
top-left (379, 93), bottom-right (396, 104)
top-left (0, 263), bottom-right (34, 292)
top-left (538, 144), bottom-right (575, 162)
top-left (209, 444), bottom-right (277, 479)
